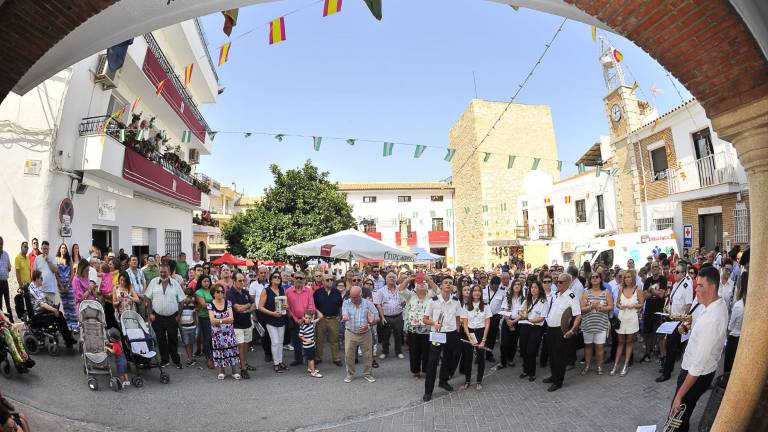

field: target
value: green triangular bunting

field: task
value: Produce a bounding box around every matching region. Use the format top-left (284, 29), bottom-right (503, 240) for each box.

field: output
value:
top-left (181, 130), bottom-right (191, 143)
top-left (346, 139), bottom-right (356, 146)
top-left (444, 148), bottom-right (456, 162)
top-left (531, 158), bottom-right (541, 170)
top-left (414, 145), bottom-right (426, 158)
top-left (275, 134), bottom-right (284, 142)
top-left (208, 131), bottom-right (218, 141)
top-left (383, 142), bottom-right (394, 157)
top-left (577, 163), bottom-right (585, 173)
top-left (557, 160), bottom-right (563, 171)
top-left (313, 136), bottom-right (322, 151)
top-left (507, 155), bottom-right (516, 169)
top-left (483, 152), bottom-right (491, 162)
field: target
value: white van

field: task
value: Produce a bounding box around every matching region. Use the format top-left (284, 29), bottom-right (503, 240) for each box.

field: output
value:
top-left (571, 229), bottom-right (678, 269)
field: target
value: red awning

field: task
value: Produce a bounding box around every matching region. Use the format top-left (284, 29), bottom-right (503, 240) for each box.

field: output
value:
top-left (211, 252), bottom-right (246, 266)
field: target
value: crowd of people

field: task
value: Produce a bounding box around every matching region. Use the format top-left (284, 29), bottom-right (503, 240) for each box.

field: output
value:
top-left (0, 235), bottom-right (749, 432)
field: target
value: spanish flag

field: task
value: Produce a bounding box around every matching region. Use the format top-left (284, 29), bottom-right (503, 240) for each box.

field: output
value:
top-left (183, 63), bottom-right (194, 87)
top-left (218, 42), bottom-right (231, 66)
top-left (544, 197), bottom-right (550, 205)
top-left (269, 17), bottom-right (286, 45)
top-left (613, 48), bottom-right (623, 63)
top-left (565, 196), bottom-right (571, 204)
top-left (323, 0), bottom-right (342, 17)
top-left (130, 96), bottom-right (141, 113)
top-left (155, 79), bottom-right (166, 96)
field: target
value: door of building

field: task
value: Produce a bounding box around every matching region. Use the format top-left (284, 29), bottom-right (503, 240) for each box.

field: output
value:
top-left (92, 228), bottom-right (112, 256)
top-left (698, 213), bottom-right (722, 252)
top-left (546, 206), bottom-right (555, 238)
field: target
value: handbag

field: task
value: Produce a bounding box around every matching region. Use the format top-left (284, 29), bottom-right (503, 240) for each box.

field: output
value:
top-left (610, 316), bottom-right (621, 331)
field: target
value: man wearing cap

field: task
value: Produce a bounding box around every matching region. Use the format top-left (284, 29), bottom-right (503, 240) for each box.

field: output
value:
top-left (543, 273), bottom-right (582, 392)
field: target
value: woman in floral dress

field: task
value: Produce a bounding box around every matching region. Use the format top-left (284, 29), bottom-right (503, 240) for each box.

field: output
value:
top-left (207, 286), bottom-right (241, 380)
top-left (55, 243), bottom-right (78, 331)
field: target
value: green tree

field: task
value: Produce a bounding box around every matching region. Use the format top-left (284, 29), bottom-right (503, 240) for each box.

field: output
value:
top-left (222, 160), bottom-right (357, 263)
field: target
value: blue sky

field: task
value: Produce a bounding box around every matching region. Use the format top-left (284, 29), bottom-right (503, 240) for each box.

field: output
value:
top-left (197, 0), bottom-right (691, 195)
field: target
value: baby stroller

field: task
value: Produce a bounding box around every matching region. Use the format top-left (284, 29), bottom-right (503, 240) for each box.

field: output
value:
top-left (17, 284), bottom-right (62, 356)
top-left (119, 309), bottom-right (169, 386)
top-left (78, 300), bottom-right (120, 391)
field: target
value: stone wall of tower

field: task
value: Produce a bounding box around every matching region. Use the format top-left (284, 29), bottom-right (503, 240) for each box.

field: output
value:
top-left (450, 99), bottom-right (559, 268)
top-left (604, 86), bottom-right (648, 234)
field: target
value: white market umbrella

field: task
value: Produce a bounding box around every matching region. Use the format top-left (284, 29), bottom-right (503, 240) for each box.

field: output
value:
top-left (285, 229), bottom-right (415, 262)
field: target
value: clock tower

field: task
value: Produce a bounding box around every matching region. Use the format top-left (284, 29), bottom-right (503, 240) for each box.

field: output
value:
top-left (598, 36), bottom-right (656, 234)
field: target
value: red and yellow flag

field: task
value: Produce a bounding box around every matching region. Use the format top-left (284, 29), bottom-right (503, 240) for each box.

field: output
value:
top-left (269, 17), bottom-right (286, 44)
top-left (630, 81), bottom-right (638, 95)
top-left (130, 96), bottom-right (141, 113)
top-left (564, 196), bottom-right (571, 204)
top-left (613, 48), bottom-right (623, 63)
top-left (218, 42), bottom-right (231, 66)
top-left (155, 79), bottom-right (166, 96)
top-left (183, 63), bottom-right (194, 87)
top-left (323, 0), bottom-right (342, 17)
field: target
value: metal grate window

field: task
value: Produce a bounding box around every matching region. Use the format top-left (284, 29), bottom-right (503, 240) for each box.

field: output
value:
top-left (733, 205), bottom-right (749, 244)
top-left (654, 217), bottom-right (675, 231)
top-left (164, 230), bottom-right (182, 259)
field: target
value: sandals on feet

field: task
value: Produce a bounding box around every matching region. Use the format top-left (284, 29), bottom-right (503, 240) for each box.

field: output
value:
top-left (461, 383), bottom-right (470, 390)
top-left (217, 373), bottom-right (225, 380)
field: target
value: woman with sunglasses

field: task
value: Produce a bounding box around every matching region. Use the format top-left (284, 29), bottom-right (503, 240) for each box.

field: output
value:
top-left (259, 271), bottom-right (288, 373)
top-left (579, 272), bottom-right (612, 375)
top-left (196, 275), bottom-right (214, 369)
top-left (208, 285), bottom-right (240, 380)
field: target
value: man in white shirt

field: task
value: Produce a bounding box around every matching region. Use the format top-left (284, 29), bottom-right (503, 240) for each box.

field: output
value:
top-left (32, 241), bottom-right (59, 304)
top-left (668, 266), bottom-right (727, 432)
top-left (543, 273), bottom-right (582, 392)
top-left (658, 263), bottom-right (694, 382)
top-left (249, 265), bottom-right (271, 360)
top-left (370, 267), bottom-right (385, 292)
top-left (482, 276), bottom-right (506, 363)
top-left (422, 276), bottom-right (462, 402)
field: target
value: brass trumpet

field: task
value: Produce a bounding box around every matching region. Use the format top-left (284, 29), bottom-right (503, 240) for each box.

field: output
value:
top-left (663, 404), bottom-right (686, 431)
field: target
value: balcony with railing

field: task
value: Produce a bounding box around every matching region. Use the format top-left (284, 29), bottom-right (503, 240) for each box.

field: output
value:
top-left (538, 223), bottom-right (555, 240)
top-left (665, 152), bottom-right (741, 196)
top-left (516, 225), bottom-right (530, 240)
top-left (78, 115), bottom-right (207, 207)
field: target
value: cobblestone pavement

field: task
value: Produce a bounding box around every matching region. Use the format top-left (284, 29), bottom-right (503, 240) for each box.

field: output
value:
top-left (9, 343), bottom-right (708, 432)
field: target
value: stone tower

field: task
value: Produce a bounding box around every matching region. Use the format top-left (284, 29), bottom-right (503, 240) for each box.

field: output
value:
top-left (450, 99), bottom-right (559, 268)
top-left (599, 36), bottom-right (654, 234)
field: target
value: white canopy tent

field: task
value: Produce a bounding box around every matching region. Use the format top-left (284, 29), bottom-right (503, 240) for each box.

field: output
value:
top-left (285, 229), bottom-right (415, 262)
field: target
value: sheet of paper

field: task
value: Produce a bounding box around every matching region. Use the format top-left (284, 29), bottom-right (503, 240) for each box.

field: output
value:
top-left (429, 331), bottom-right (446, 344)
top-left (468, 333), bottom-right (478, 345)
top-left (656, 321), bottom-right (680, 335)
top-left (681, 332), bottom-right (690, 343)
top-left (498, 311), bottom-right (513, 317)
top-left (636, 426), bottom-right (657, 432)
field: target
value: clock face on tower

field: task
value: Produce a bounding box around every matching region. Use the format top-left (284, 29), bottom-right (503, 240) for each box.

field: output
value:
top-left (611, 104), bottom-right (622, 122)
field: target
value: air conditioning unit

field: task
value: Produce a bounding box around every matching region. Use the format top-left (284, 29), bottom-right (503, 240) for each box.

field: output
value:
top-left (94, 54), bottom-right (118, 90)
top-left (189, 148), bottom-right (200, 164)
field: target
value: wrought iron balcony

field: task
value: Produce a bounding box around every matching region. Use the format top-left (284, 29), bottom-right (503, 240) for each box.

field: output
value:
top-left (515, 225), bottom-right (530, 240)
top-left (666, 152), bottom-right (739, 195)
top-left (538, 223), bottom-right (554, 239)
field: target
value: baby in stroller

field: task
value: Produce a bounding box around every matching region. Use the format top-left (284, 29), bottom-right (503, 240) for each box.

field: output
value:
top-left (0, 312), bottom-right (34, 374)
top-left (26, 271), bottom-right (77, 352)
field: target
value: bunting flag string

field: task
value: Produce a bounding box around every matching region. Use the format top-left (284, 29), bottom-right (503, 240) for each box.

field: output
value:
top-left (382, 142), bottom-right (394, 157)
top-left (483, 152), bottom-right (491, 162)
top-left (218, 42), bottom-right (231, 66)
top-left (209, 131), bottom-right (218, 141)
top-left (323, 0), bottom-right (342, 17)
top-left (183, 63), bottom-right (194, 87)
top-left (155, 79), bottom-right (166, 96)
top-left (444, 149), bottom-right (456, 162)
top-left (130, 97), bottom-right (141, 113)
top-left (413, 145), bottom-right (426, 158)
top-left (507, 155), bottom-right (516, 169)
top-left (269, 17), bottom-right (287, 44)
top-left (313, 136), bottom-right (322, 151)
top-left (531, 158), bottom-right (541, 170)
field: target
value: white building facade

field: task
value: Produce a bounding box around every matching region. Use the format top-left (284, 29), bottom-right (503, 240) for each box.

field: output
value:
top-left (338, 183), bottom-right (456, 266)
top-left (0, 19), bottom-right (218, 260)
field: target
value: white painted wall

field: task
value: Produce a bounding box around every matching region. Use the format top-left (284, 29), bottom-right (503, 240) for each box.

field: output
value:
top-left (340, 187), bottom-right (456, 264)
top-left (517, 168), bottom-right (618, 246)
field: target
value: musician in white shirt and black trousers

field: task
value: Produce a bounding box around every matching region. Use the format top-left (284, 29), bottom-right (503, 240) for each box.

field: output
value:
top-left (460, 285), bottom-right (491, 391)
top-left (542, 273), bottom-right (581, 392)
top-left (668, 265), bottom-right (728, 432)
top-left (422, 276), bottom-right (462, 402)
top-left (657, 263), bottom-right (694, 382)
top-left (482, 276), bottom-right (506, 363)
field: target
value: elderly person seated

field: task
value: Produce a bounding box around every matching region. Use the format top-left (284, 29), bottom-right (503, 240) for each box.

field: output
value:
top-left (341, 286), bottom-right (379, 383)
top-left (28, 270), bottom-right (77, 348)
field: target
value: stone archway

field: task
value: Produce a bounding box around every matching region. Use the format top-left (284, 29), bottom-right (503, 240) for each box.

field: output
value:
top-left (1, 1), bottom-right (766, 430)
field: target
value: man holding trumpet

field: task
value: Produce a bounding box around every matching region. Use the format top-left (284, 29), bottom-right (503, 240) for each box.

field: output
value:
top-left (667, 265), bottom-right (727, 432)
